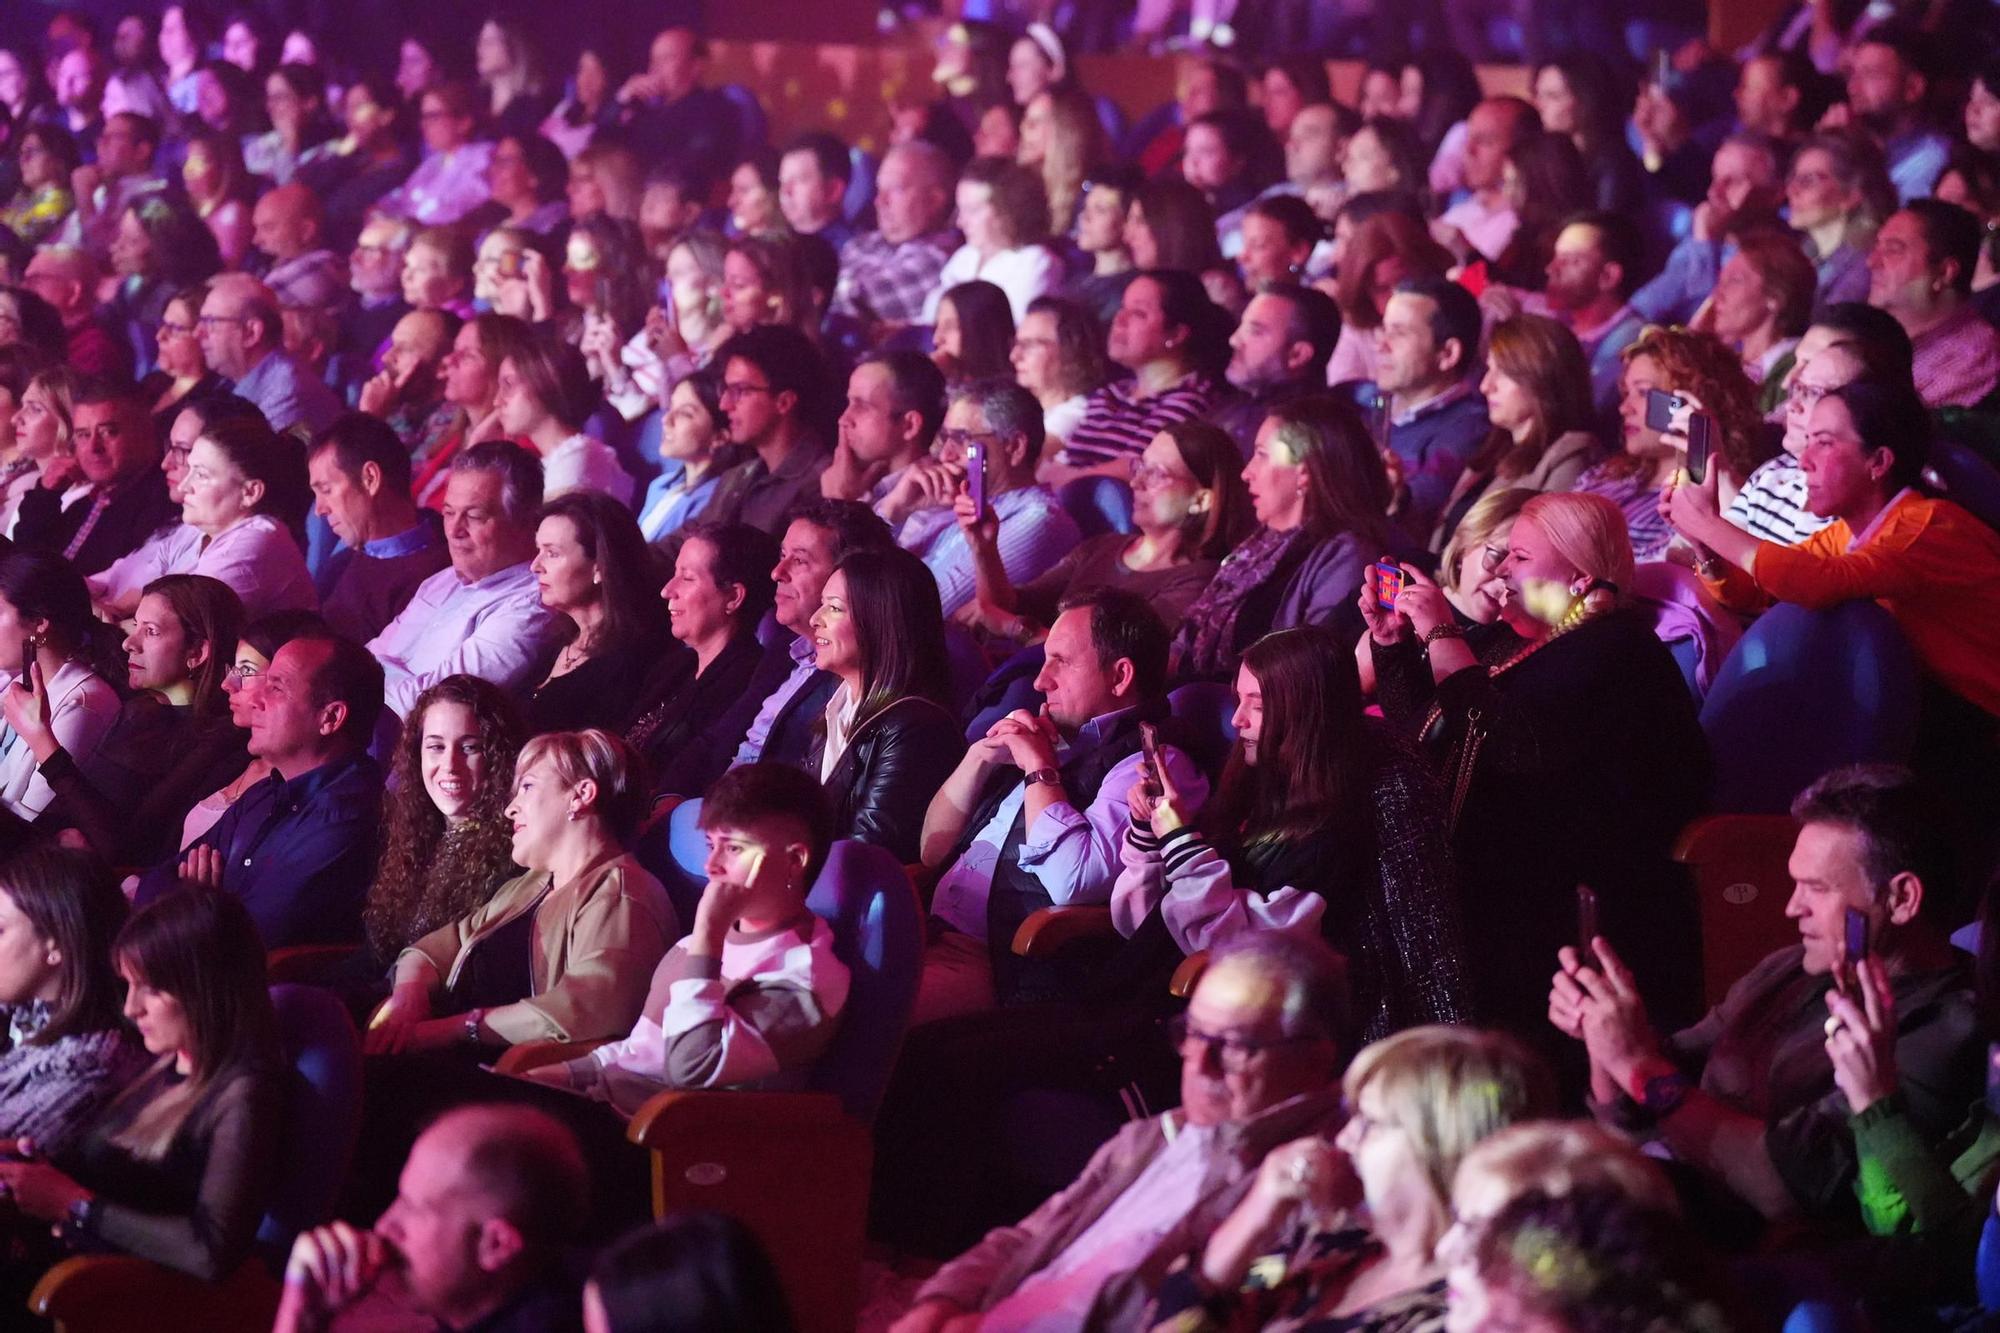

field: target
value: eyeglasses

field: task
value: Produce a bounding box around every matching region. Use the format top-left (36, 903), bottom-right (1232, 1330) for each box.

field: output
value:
top-left (196, 315), bottom-right (247, 330)
top-left (158, 320), bottom-right (194, 338)
top-left (1481, 543), bottom-right (1508, 572)
top-left (164, 443), bottom-right (193, 462)
top-left (935, 427), bottom-right (998, 452)
top-left (1167, 1013), bottom-right (1318, 1073)
top-left (1129, 460), bottom-right (1189, 489)
top-left (719, 381), bottom-right (772, 402)
top-left (1788, 378), bottom-right (1834, 409)
top-left (226, 661), bottom-right (262, 681)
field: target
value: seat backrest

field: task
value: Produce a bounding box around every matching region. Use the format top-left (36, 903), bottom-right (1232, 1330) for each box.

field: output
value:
top-left (802, 840), bottom-right (925, 1122)
top-left (1674, 814), bottom-right (1801, 1007)
top-left (943, 624), bottom-right (995, 716)
top-left (634, 797), bottom-right (709, 930)
top-left (1924, 439), bottom-right (2000, 534)
top-left (1698, 600), bottom-right (1920, 813)
top-left (1168, 681), bottom-right (1238, 778)
top-left (1057, 475), bottom-right (1135, 539)
top-left (258, 985), bottom-right (362, 1261)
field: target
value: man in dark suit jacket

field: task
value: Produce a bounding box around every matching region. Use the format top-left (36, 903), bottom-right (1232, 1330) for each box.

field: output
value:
top-left (14, 379), bottom-right (177, 577)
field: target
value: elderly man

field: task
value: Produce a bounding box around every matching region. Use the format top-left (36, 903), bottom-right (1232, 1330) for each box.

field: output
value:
top-left (254, 183), bottom-right (346, 295)
top-left (892, 931), bottom-right (1348, 1332)
top-left (885, 379), bottom-right (1079, 618)
top-left (832, 140), bottom-right (960, 333)
top-left (367, 440), bottom-right (563, 720)
top-left (13, 379), bottom-right (174, 575)
top-left (198, 272), bottom-right (343, 435)
top-left (1867, 199), bottom-right (2000, 408)
top-left (274, 1105), bottom-right (587, 1333)
top-left (1435, 97), bottom-right (1538, 264)
top-left (342, 215), bottom-right (414, 384)
top-left (22, 247), bottom-right (128, 378)
top-left (309, 413), bottom-right (448, 642)
top-left (358, 307), bottom-right (458, 448)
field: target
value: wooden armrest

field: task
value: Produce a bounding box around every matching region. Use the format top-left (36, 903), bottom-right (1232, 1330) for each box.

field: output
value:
top-left (627, 1089), bottom-right (847, 1148)
top-left (32, 1255), bottom-right (278, 1331)
top-left (265, 944), bottom-right (359, 983)
top-left (1169, 950), bottom-right (1210, 999)
top-left (1011, 906), bottom-right (1116, 958)
top-left (493, 1038), bottom-right (611, 1075)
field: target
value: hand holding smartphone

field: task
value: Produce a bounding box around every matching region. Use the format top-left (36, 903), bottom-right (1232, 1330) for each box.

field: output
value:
top-left (17, 639), bottom-right (31, 694)
top-left (1645, 388), bottom-right (1714, 483)
top-left (1576, 885), bottom-right (1600, 971)
top-left (1370, 560), bottom-right (1406, 612)
top-left (1839, 907), bottom-right (1870, 996)
top-left (1138, 721), bottom-right (1163, 801)
top-left (965, 442), bottom-right (988, 520)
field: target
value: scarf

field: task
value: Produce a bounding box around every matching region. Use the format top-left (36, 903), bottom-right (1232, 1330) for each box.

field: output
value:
top-left (1172, 526), bottom-right (1307, 678)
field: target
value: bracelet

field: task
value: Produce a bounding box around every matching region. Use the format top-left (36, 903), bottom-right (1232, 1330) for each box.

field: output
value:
top-left (1423, 623), bottom-right (1465, 646)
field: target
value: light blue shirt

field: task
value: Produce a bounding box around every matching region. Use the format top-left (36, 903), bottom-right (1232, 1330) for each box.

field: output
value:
top-left (367, 560), bottom-right (563, 719)
top-left (732, 637), bottom-right (818, 766)
top-left (231, 348), bottom-right (343, 436)
top-left (896, 484), bottom-right (1080, 617)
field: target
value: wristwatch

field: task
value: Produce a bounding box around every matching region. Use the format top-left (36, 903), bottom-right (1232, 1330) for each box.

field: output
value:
top-left (1025, 767), bottom-right (1062, 788)
top-left (1637, 1070), bottom-right (1691, 1118)
top-left (62, 1194), bottom-right (99, 1241)
top-left (463, 1008), bottom-right (486, 1045)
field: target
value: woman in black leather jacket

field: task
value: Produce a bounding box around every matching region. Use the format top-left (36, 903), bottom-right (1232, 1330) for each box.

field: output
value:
top-left (808, 546), bottom-right (964, 862)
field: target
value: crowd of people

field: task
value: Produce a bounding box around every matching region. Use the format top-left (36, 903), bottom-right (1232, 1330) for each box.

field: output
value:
top-left (0, 1), bottom-right (1992, 1329)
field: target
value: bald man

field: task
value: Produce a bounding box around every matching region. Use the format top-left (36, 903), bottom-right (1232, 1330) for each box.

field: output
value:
top-left (275, 1105), bottom-right (587, 1333)
top-left (198, 272), bottom-right (342, 434)
top-left (254, 182), bottom-right (348, 300)
top-left (23, 246), bottom-right (130, 378)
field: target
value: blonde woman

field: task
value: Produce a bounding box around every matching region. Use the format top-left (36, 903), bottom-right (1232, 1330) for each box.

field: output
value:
top-left (1149, 1025), bottom-right (1553, 1332)
top-left (0, 366), bottom-right (81, 539)
top-left (1019, 86), bottom-right (1107, 238)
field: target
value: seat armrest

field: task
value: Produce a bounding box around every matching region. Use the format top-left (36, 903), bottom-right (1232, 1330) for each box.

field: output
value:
top-left (626, 1089), bottom-right (848, 1147)
top-left (493, 1038), bottom-right (610, 1075)
top-left (1011, 906), bottom-right (1116, 958)
top-left (1169, 951), bottom-right (1209, 999)
top-left (32, 1256), bottom-right (279, 1331)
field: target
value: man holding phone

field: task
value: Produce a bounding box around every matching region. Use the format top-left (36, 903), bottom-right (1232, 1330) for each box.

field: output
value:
top-left (895, 379), bottom-right (1078, 617)
top-left (1549, 765), bottom-right (1977, 1234)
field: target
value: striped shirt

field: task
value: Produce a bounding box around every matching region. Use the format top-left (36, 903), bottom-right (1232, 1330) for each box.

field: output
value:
top-left (1062, 374), bottom-right (1224, 468)
top-left (1726, 453), bottom-right (1833, 547)
top-left (896, 484), bottom-right (1081, 617)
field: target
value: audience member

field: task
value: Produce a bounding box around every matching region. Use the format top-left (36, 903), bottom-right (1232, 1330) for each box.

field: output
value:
top-left (967, 420), bottom-right (1246, 643)
top-left (133, 632), bottom-right (382, 947)
top-left (1009, 297), bottom-right (1106, 461)
top-left (898, 378), bottom-right (1079, 617)
top-left (307, 414), bottom-right (449, 644)
top-left (1369, 490), bottom-right (1709, 1038)
top-left (1867, 198), bottom-right (2000, 407)
top-left (56, 110), bottom-right (164, 261)
top-left (823, 352), bottom-right (946, 510)
top-left (638, 370), bottom-right (731, 542)
top-left (356, 307), bottom-right (458, 453)
top-left (895, 932), bottom-right (1345, 1328)
top-left (917, 589), bottom-right (1207, 1020)
top-left (1731, 305), bottom-right (1906, 545)
top-left (491, 331), bottom-right (633, 506)
top-left (374, 80), bottom-right (495, 226)
top-left (23, 246), bottom-right (129, 379)
top-left (19, 574), bottom-right (248, 867)
top-left (1845, 30), bottom-right (1951, 204)
top-left (138, 281), bottom-right (225, 433)
top-left (0, 887), bottom-right (282, 1282)
top-left (931, 280), bottom-right (1015, 386)
top-left (1058, 270), bottom-right (1229, 482)
top-left (181, 128), bottom-right (257, 269)
top-left (1359, 274), bottom-right (1492, 543)
top-left (361, 674), bottom-right (525, 984)
top-left (0, 365), bottom-right (79, 540)
top-left (1669, 376), bottom-right (2000, 721)
top-left (370, 727), bottom-right (674, 1054)
top-left (1212, 284), bottom-right (1340, 456)
top-left (1435, 313), bottom-right (1603, 549)
top-left (832, 140), bottom-right (960, 335)
top-left (1574, 324), bottom-right (1764, 561)
top-left (615, 27), bottom-right (742, 187)
top-left (1703, 228), bottom-right (1818, 403)
top-left (369, 441), bottom-right (563, 721)
top-left (929, 156), bottom-right (1059, 326)
top-left (276, 1105), bottom-right (588, 1333)
top-left (13, 377), bottom-right (175, 577)
top-left (1, 124), bottom-right (78, 246)
top-left (778, 131), bottom-right (856, 255)
top-left (806, 546), bottom-right (959, 861)
top-left (1633, 133), bottom-right (1787, 326)
top-left (1150, 1025), bottom-right (1552, 1328)
top-left (0, 847), bottom-right (146, 1158)
top-left (627, 521), bottom-right (777, 790)
top-left (1434, 97), bottom-right (1538, 265)
top-left (1170, 395), bottom-right (1392, 681)
top-left (197, 272), bottom-right (342, 435)
top-left (528, 491), bottom-right (672, 734)
top-left (583, 1211), bottom-right (796, 1333)
top-left (410, 314), bottom-right (535, 508)
top-left (1788, 130), bottom-right (1896, 312)
top-left (1063, 172), bottom-right (1138, 325)
top-left (703, 326), bottom-right (833, 535)
top-left (1552, 763), bottom-right (1979, 1238)
top-left (0, 550), bottom-right (121, 832)
top-left (730, 500), bottom-right (894, 774)
top-left (110, 200), bottom-right (222, 382)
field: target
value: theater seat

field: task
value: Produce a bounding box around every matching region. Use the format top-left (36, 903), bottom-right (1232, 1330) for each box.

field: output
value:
top-left (1673, 814), bottom-right (1800, 1007)
top-left (633, 795), bottom-right (707, 931)
top-left (622, 839), bottom-right (922, 1333)
top-left (1698, 600), bottom-right (1920, 814)
top-left (1923, 438), bottom-right (2000, 534)
top-left (1057, 475), bottom-right (1135, 538)
top-left (1168, 681), bottom-right (1239, 779)
top-left (31, 986), bottom-right (363, 1333)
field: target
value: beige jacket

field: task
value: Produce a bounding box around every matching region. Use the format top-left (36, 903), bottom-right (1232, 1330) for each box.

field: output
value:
top-left (398, 850), bottom-right (679, 1043)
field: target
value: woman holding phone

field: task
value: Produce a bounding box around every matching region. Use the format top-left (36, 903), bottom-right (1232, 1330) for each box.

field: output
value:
top-left (1115, 626), bottom-right (1470, 1040)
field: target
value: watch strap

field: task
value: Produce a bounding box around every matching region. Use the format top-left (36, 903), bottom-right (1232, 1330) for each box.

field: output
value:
top-left (1025, 767), bottom-right (1062, 788)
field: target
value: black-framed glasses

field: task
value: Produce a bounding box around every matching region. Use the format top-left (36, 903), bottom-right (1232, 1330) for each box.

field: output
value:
top-left (719, 381), bottom-right (773, 402)
top-left (1167, 1013), bottom-right (1318, 1072)
top-left (936, 427), bottom-right (998, 452)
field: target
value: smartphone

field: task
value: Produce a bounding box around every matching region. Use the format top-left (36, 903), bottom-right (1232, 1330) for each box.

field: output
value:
top-left (1576, 885), bottom-right (1600, 970)
top-left (966, 441), bottom-right (988, 518)
top-left (1371, 560), bottom-right (1406, 611)
top-left (1138, 721), bottom-right (1163, 800)
top-left (499, 249), bottom-right (525, 280)
top-left (17, 639), bottom-right (30, 693)
top-left (1644, 387), bottom-right (1684, 433)
top-left (1985, 1043), bottom-right (2000, 1117)
top-left (1844, 907), bottom-right (1870, 970)
top-left (1684, 410), bottom-right (1713, 484)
